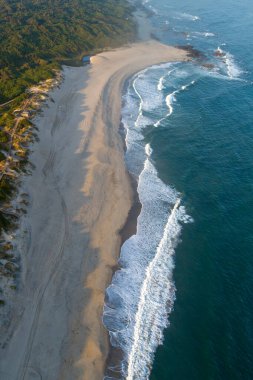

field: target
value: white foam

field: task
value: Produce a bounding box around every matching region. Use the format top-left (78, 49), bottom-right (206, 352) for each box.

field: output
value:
top-left (145, 143), bottom-right (152, 157)
top-left (166, 81), bottom-right (195, 112)
top-left (158, 76), bottom-right (165, 91)
top-left (225, 52), bottom-right (243, 79)
top-left (155, 80), bottom-right (195, 127)
top-left (126, 199), bottom-right (182, 380)
top-left (154, 120), bottom-right (161, 127)
top-left (133, 71), bottom-right (145, 114)
top-left (181, 80), bottom-right (195, 90)
top-left (165, 92), bottom-right (176, 115)
top-left (103, 158), bottom-right (182, 369)
top-left (192, 31), bottom-right (215, 37)
top-left (216, 47), bottom-right (243, 79)
top-left (133, 69), bottom-right (164, 112)
top-left (157, 68), bottom-right (176, 91)
top-left (103, 63), bottom-right (192, 380)
top-left (173, 12), bottom-right (200, 21)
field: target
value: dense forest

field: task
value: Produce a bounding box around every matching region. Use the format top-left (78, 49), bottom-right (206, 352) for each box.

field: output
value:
top-left (0, 0), bottom-right (136, 103)
top-left (0, 0), bottom-right (136, 289)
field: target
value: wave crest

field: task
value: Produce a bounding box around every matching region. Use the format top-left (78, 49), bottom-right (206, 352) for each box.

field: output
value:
top-left (103, 65), bottom-right (192, 380)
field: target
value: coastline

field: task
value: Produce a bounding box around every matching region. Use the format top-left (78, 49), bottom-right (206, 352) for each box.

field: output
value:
top-left (60, 41), bottom-right (189, 380)
top-left (0, 41), bottom-right (189, 380)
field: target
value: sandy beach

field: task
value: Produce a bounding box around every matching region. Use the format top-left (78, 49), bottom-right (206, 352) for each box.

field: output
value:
top-left (0, 41), bottom-right (188, 380)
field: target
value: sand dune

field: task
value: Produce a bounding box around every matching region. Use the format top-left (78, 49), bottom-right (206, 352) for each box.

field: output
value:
top-left (0, 41), bottom-right (188, 380)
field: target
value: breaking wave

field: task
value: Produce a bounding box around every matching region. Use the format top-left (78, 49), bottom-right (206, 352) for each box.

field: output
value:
top-left (103, 65), bottom-right (192, 380)
top-left (192, 31), bottom-right (215, 37)
top-left (173, 12), bottom-right (200, 21)
top-left (155, 79), bottom-right (195, 127)
top-left (215, 47), bottom-right (244, 79)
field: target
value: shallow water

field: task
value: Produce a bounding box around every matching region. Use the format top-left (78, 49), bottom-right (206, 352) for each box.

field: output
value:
top-left (104, 0), bottom-right (253, 378)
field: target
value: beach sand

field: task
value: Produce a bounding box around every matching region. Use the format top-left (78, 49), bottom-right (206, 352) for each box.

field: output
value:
top-left (0, 41), bottom-right (188, 380)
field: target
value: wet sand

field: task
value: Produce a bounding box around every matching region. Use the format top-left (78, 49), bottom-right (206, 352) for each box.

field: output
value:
top-left (0, 41), bottom-right (189, 380)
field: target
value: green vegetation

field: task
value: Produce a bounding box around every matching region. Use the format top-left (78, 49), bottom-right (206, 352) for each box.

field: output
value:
top-left (0, 0), bottom-right (136, 285)
top-left (0, 0), bottom-right (136, 103)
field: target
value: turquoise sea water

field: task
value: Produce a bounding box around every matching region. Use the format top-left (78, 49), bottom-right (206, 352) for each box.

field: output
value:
top-left (103, 1), bottom-right (253, 379)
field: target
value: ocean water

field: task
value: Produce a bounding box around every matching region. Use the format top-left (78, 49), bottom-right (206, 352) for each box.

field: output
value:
top-left (103, 0), bottom-right (253, 379)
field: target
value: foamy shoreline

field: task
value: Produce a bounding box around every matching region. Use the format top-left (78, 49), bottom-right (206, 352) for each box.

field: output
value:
top-left (0, 41), bottom-right (189, 380)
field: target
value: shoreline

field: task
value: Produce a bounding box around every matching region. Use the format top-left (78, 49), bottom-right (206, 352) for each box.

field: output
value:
top-left (69, 42), bottom-right (190, 379)
top-left (0, 41), bottom-right (189, 380)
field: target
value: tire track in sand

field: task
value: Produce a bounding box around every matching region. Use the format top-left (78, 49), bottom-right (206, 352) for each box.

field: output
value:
top-left (18, 107), bottom-right (70, 380)
top-left (18, 189), bottom-right (69, 380)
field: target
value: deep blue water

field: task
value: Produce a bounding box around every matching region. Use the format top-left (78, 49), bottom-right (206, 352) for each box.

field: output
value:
top-left (103, 1), bottom-right (253, 379)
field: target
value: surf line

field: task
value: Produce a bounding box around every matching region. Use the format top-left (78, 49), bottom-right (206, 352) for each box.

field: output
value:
top-left (126, 198), bottom-right (181, 380)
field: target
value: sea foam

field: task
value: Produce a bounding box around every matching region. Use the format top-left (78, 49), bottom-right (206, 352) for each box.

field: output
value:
top-left (173, 12), bottom-right (200, 21)
top-left (103, 65), bottom-right (192, 380)
top-left (216, 47), bottom-right (243, 79)
top-left (126, 197), bottom-right (184, 380)
top-left (155, 80), bottom-right (195, 127)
